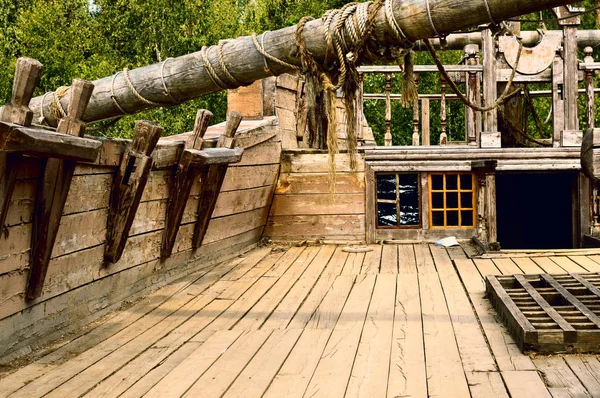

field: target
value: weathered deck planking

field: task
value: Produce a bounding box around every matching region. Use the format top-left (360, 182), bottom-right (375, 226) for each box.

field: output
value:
top-left (5, 244), bottom-right (600, 397)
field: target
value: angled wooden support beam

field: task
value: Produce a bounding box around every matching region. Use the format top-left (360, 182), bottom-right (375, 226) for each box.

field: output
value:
top-left (160, 109), bottom-right (213, 261)
top-left (0, 57), bottom-right (43, 230)
top-left (105, 120), bottom-right (163, 264)
top-left (192, 111), bottom-right (243, 250)
top-left (27, 78), bottom-right (94, 299)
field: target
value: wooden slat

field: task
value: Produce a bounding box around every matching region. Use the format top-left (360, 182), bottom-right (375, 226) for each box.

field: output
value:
top-left (563, 356), bottom-right (600, 396)
top-left (532, 257), bottom-right (568, 273)
top-left (430, 245), bottom-right (496, 373)
top-left (493, 258), bottom-right (522, 275)
top-left (380, 244), bottom-right (398, 274)
top-left (304, 276), bottom-right (355, 330)
top-left (514, 274), bottom-right (576, 343)
top-left (303, 274), bottom-right (376, 398)
top-left (551, 256), bottom-right (588, 273)
top-left (269, 193), bottom-right (365, 216)
top-left (542, 274), bottom-right (600, 328)
top-left (345, 275), bottom-right (396, 398)
top-left (182, 330), bottom-right (272, 398)
top-left (533, 357), bottom-right (592, 397)
top-left (414, 244), bottom-right (470, 397)
top-left (342, 252), bottom-right (365, 275)
top-left (222, 329), bottom-right (302, 398)
top-left (502, 370), bottom-right (552, 398)
top-left (513, 257), bottom-right (544, 274)
top-left (387, 246), bottom-right (427, 398)
top-left (360, 244), bottom-right (382, 274)
top-left (569, 255), bottom-right (600, 272)
top-left (456, 259), bottom-right (536, 371)
top-left (263, 329), bottom-right (332, 398)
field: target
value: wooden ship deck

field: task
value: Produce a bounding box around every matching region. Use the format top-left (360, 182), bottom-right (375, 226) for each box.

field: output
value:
top-left (4, 243), bottom-right (600, 397)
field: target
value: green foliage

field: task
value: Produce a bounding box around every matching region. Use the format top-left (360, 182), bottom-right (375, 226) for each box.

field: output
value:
top-left (0, 0), bottom-right (599, 141)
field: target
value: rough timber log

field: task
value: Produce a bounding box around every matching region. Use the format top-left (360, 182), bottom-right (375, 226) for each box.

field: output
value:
top-left (30, 0), bottom-right (579, 127)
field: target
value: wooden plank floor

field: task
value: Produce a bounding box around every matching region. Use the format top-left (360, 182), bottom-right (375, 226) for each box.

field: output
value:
top-left (4, 244), bottom-right (600, 397)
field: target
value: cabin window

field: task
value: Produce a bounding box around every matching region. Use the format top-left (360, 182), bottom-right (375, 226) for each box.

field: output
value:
top-left (429, 173), bottom-right (476, 228)
top-left (376, 173), bottom-right (420, 228)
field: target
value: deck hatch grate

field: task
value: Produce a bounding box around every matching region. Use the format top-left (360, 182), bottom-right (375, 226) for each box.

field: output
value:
top-left (486, 273), bottom-right (600, 354)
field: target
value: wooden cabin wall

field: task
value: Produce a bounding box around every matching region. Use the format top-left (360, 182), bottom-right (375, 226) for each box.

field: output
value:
top-left (265, 151), bottom-right (366, 242)
top-left (0, 120), bottom-right (280, 360)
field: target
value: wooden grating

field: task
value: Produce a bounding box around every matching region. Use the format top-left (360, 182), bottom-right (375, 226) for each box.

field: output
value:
top-left (486, 273), bottom-right (600, 354)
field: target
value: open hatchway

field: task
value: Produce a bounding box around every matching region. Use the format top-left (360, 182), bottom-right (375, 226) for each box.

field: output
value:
top-left (496, 171), bottom-right (578, 250)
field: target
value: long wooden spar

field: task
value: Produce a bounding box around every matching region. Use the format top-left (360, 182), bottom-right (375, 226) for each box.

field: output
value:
top-left (30, 0), bottom-right (579, 127)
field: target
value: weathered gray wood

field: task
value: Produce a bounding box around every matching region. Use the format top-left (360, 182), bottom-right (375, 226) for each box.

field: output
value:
top-left (160, 110), bottom-right (212, 261)
top-left (581, 128), bottom-right (600, 179)
top-left (192, 111), bottom-right (243, 249)
top-left (105, 120), bottom-right (163, 264)
top-left (421, 98), bottom-right (430, 146)
top-left (0, 58), bottom-right (43, 231)
top-left (26, 79), bottom-right (94, 299)
top-left (482, 29), bottom-right (499, 147)
top-left (30, 0), bottom-right (582, 126)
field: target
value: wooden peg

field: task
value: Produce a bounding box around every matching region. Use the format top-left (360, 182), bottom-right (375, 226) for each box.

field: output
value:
top-left (185, 109), bottom-right (213, 150)
top-left (0, 57), bottom-right (43, 126)
top-left (0, 58), bottom-right (43, 231)
top-left (27, 79), bottom-right (94, 299)
top-left (105, 120), bottom-right (163, 264)
top-left (160, 110), bottom-right (213, 260)
top-left (192, 111), bottom-right (243, 249)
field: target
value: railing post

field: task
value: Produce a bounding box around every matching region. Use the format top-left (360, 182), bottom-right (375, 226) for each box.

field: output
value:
top-left (421, 98), bottom-right (430, 146)
top-left (385, 72), bottom-right (392, 146)
top-left (465, 44), bottom-right (481, 146)
top-left (356, 72), bottom-right (364, 141)
top-left (584, 47), bottom-right (595, 130)
top-left (482, 29), bottom-right (500, 147)
top-left (412, 73), bottom-right (420, 146)
top-left (440, 74), bottom-right (448, 145)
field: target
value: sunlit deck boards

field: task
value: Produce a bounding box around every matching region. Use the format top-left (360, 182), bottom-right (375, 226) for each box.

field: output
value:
top-left (3, 244), bottom-right (600, 397)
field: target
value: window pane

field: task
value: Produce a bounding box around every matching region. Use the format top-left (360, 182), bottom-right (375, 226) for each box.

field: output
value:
top-left (399, 174), bottom-right (420, 226)
top-left (377, 174), bottom-right (397, 200)
top-left (461, 210), bottom-right (474, 226)
top-left (446, 174), bottom-right (458, 190)
top-left (431, 174), bottom-right (443, 190)
top-left (432, 211), bottom-right (444, 227)
top-left (432, 192), bottom-right (444, 209)
top-left (460, 192), bottom-right (473, 209)
top-left (447, 210), bottom-right (459, 226)
top-left (460, 174), bottom-right (473, 190)
top-left (446, 192), bottom-right (459, 208)
top-left (378, 203), bottom-right (397, 227)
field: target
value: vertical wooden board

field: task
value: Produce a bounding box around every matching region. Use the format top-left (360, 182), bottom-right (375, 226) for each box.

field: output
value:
top-left (466, 372), bottom-right (510, 398)
top-left (381, 244), bottom-right (398, 274)
top-left (263, 329), bottom-right (332, 398)
top-left (430, 245), bottom-right (496, 373)
top-left (222, 329), bottom-right (302, 398)
top-left (119, 342), bottom-right (203, 398)
top-left (531, 257), bottom-right (567, 274)
top-left (414, 244), bottom-right (470, 397)
top-left (387, 265), bottom-right (427, 398)
top-left (533, 357), bottom-right (592, 398)
top-left (563, 356), bottom-right (600, 396)
top-left (304, 274), bottom-right (376, 398)
top-left (304, 276), bottom-right (355, 330)
top-left (360, 245), bottom-right (382, 274)
top-left (342, 252), bottom-right (365, 275)
top-left (493, 258), bottom-right (522, 275)
top-left (455, 259), bottom-right (536, 372)
top-left (550, 256), bottom-right (587, 273)
top-left (345, 275), bottom-right (396, 398)
top-left (182, 330), bottom-right (272, 398)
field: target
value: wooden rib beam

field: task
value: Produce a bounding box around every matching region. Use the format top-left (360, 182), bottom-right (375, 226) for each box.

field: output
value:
top-left (26, 78), bottom-right (94, 299)
top-left (541, 274), bottom-right (600, 328)
top-left (0, 58), bottom-right (43, 230)
top-left (104, 120), bottom-right (163, 264)
top-left (160, 110), bottom-right (212, 261)
top-left (192, 111), bottom-right (243, 249)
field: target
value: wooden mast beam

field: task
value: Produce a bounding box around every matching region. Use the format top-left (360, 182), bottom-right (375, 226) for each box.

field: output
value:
top-left (29, 0), bottom-right (581, 126)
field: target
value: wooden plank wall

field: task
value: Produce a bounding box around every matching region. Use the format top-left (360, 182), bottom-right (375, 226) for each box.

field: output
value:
top-left (265, 151), bottom-right (366, 242)
top-left (0, 122), bottom-right (281, 360)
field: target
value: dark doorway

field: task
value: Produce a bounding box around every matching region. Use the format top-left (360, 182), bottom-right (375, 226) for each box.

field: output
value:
top-left (496, 172), bottom-right (575, 250)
